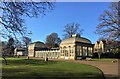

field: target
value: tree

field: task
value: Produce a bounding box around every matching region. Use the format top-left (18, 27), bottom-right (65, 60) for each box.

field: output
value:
top-left (1, 41), bottom-right (7, 55)
top-left (1, 38), bottom-right (15, 65)
top-left (23, 36), bottom-right (31, 48)
top-left (0, 1), bottom-right (54, 65)
top-left (1, 41), bottom-right (8, 65)
top-left (45, 33), bottom-right (61, 48)
top-left (7, 37), bottom-right (14, 55)
top-left (63, 22), bottom-right (83, 39)
top-left (14, 40), bottom-right (23, 48)
top-left (96, 2), bottom-right (120, 40)
top-left (0, 2), bottom-right (54, 40)
top-left (106, 39), bottom-right (120, 53)
top-left (22, 36), bottom-right (31, 55)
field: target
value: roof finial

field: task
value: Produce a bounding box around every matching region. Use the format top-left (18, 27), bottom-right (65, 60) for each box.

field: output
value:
top-left (72, 34), bottom-right (80, 37)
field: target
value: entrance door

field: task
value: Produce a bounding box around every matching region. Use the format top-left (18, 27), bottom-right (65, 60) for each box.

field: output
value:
top-left (65, 50), bottom-right (68, 60)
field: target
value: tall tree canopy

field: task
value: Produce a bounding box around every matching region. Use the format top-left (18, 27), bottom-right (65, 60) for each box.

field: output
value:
top-left (96, 2), bottom-right (120, 40)
top-left (0, 1), bottom-right (54, 40)
top-left (45, 33), bottom-right (61, 48)
top-left (63, 22), bottom-right (83, 39)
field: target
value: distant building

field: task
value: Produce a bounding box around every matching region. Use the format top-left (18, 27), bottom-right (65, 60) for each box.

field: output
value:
top-left (94, 39), bottom-right (120, 53)
top-left (94, 40), bottom-right (106, 53)
top-left (14, 47), bottom-right (27, 56)
top-left (28, 41), bottom-right (47, 57)
top-left (28, 34), bottom-right (94, 60)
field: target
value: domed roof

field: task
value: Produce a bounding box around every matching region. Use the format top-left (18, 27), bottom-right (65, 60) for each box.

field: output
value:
top-left (61, 34), bottom-right (91, 45)
top-left (28, 41), bottom-right (46, 49)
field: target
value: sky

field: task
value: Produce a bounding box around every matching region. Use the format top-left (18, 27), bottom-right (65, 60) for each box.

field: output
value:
top-left (25, 2), bottom-right (110, 44)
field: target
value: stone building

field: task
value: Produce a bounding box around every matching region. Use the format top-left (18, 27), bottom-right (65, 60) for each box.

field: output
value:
top-left (28, 41), bottom-right (47, 57)
top-left (14, 47), bottom-right (27, 56)
top-left (94, 39), bottom-right (120, 53)
top-left (28, 34), bottom-right (94, 60)
top-left (28, 41), bottom-right (60, 58)
top-left (60, 34), bottom-right (94, 60)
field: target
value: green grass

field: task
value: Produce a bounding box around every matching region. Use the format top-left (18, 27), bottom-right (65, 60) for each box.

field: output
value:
top-left (2, 57), bottom-right (104, 79)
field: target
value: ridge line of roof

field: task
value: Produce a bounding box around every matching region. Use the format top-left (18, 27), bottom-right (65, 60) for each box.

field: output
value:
top-left (61, 36), bottom-right (92, 44)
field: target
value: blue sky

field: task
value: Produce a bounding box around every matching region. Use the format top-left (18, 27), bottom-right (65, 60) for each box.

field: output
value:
top-left (25, 2), bottom-right (110, 43)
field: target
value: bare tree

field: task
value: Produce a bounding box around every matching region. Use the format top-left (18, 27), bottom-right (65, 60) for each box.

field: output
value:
top-left (106, 39), bottom-right (120, 53)
top-left (0, 1), bottom-right (54, 40)
top-left (14, 40), bottom-right (23, 48)
top-left (1, 38), bottom-right (14, 65)
top-left (95, 2), bottom-right (120, 40)
top-left (1, 41), bottom-right (8, 65)
top-left (0, 1), bottom-right (54, 65)
top-left (22, 36), bottom-right (31, 55)
top-left (7, 37), bottom-right (15, 55)
top-left (23, 36), bottom-right (31, 48)
top-left (63, 22), bottom-right (83, 39)
top-left (45, 33), bottom-right (61, 48)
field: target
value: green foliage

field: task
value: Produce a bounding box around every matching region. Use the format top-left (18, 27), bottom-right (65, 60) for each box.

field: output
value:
top-left (45, 32), bottom-right (61, 48)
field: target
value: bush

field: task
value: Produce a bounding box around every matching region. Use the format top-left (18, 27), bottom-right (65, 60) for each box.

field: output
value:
top-left (114, 53), bottom-right (120, 59)
top-left (92, 53), bottom-right (99, 58)
top-left (102, 52), bottom-right (115, 58)
top-left (93, 52), bottom-right (120, 58)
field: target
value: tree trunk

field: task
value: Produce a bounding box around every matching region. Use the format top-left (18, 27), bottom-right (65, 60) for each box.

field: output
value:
top-left (2, 56), bottom-right (8, 65)
top-left (98, 52), bottom-right (101, 59)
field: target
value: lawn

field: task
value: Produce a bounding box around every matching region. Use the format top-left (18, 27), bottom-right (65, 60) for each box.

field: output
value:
top-left (2, 57), bottom-right (104, 79)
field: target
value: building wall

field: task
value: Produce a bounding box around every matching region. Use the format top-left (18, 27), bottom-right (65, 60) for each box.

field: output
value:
top-left (35, 50), bottom-right (60, 59)
top-left (28, 42), bottom-right (94, 60)
top-left (28, 49), bottom-right (34, 57)
top-left (28, 44), bottom-right (35, 57)
top-left (60, 43), bottom-right (75, 60)
top-left (60, 43), bottom-right (93, 60)
top-left (14, 48), bottom-right (26, 56)
top-left (75, 43), bottom-right (93, 60)
top-left (28, 37), bottom-right (94, 60)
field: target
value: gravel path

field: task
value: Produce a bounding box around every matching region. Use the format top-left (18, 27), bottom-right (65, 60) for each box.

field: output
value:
top-left (69, 59), bottom-right (119, 79)
top-left (49, 58), bottom-right (119, 79)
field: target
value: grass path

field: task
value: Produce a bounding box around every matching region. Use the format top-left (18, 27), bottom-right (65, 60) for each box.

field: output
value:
top-left (2, 57), bottom-right (104, 79)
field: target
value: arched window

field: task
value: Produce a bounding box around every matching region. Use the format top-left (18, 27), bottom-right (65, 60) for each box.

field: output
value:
top-left (83, 46), bottom-right (87, 56)
top-left (63, 46), bottom-right (66, 56)
top-left (79, 46), bottom-right (82, 56)
top-left (88, 47), bottom-right (93, 56)
top-left (71, 46), bottom-right (74, 56)
top-left (68, 46), bottom-right (71, 56)
top-left (63, 46), bottom-right (69, 57)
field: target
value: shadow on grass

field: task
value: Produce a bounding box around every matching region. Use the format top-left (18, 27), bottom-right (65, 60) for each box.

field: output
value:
top-left (2, 66), bottom-right (104, 79)
top-left (2, 69), bottom-right (104, 79)
top-left (2, 58), bottom-right (59, 66)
